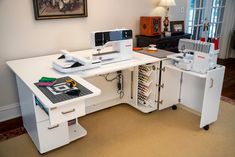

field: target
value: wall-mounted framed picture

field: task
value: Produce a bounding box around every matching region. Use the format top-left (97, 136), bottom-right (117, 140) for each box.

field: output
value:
top-left (33, 0), bottom-right (88, 20)
top-left (170, 21), bottom-right (185, 35)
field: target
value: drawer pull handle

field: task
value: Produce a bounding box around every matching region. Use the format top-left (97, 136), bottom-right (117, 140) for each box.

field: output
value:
top-left (48, 124), bottom-right (59, 130)
top-left (209, 78), bottom-right (214, 88)
top-left (62, 108), bottom-right (75, 115)
top-left (51, 107), bottom-right (57, 111)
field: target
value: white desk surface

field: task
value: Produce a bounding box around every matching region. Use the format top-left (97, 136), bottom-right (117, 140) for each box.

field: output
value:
top-left (164, 64), bottom-right (207, 78)
top-left (7, 49), bottom-right (161, 108)
top-left (164, 63), bottom-right (224, 79)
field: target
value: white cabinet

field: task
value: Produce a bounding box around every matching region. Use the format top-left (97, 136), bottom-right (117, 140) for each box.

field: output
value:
top-left (180, 66), bottom-right (225, 128)
top-left (180, 74), bottom-right (205, 113)
top-left (136, 63), bottom-right (159, 112)
top-left (137, 64), bottom-right (157, 107)
top-left (127, 59), bottom-right (224, 129)
top-left (162, 62), bottom-right (225, 129)
top-left (158, 60), bottom-right (181, 110)
top-left (37, 120), bottom-right (69, 153)
top-left (15, 75), bottom-right (98, 154)
top-left (200, 67), bottom-right (225, 128)
top-left (8, 50), bottom-right (225, 154)
top-left (126, 63), bottom-right (159, 113)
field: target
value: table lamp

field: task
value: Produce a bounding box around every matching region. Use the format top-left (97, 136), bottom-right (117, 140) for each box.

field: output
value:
top-left (159, 0), bottom-right (176, 32)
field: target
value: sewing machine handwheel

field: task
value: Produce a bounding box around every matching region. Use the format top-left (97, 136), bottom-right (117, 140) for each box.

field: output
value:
top-left (203, 125), bottom-right (210, 131)
top-left (172, 105), bottom-right (177, 110)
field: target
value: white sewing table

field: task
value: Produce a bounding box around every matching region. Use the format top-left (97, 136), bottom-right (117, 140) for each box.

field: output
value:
top-left (7, 49), bottom-right (225, 153)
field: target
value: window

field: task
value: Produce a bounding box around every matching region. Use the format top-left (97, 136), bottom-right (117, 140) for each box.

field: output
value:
top-left (186, 0), bottom-right (226, 40)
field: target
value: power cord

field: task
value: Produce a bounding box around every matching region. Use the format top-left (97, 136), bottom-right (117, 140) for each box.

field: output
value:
top-left (117, 71), bottom-right (124, 99)
top-left (100, 73), bottom-right (119, 82)
top-left (99, 71), bottom-right (124, 99)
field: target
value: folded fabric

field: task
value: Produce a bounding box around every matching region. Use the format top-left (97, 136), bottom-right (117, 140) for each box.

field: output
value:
top-left (36, 80), bottom-right (56, 87)
top-left (39, 77), bottom-right (57, 82)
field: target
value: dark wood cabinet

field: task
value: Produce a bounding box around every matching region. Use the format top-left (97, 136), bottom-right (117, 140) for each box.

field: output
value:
top-left (136, 33), bottom-right (191, 53)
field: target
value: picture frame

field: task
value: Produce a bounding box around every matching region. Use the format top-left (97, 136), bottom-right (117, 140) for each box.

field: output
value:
top-left (170, 21), bottom-right (185, 34)
top-left (33, 0), bottom-right (88, 20)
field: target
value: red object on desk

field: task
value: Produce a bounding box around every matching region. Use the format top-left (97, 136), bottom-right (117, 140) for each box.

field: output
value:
top-left (213, 38), bottom-right (219, 50)
top-left (133, 47), bottom-right (143, 51)
top-left (200, 37), bottom-right (206, 42)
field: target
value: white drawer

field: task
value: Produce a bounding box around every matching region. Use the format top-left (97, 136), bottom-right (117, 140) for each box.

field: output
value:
top-left (48, 101), bottom-right (85, 126)
top-left (35, 96), bottom-right (85, 126)
top-left (37, 120), bottom-right (69, 154)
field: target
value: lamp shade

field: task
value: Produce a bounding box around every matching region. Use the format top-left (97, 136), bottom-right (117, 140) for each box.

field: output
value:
top-left (159, 0), bottom-right (176, 7)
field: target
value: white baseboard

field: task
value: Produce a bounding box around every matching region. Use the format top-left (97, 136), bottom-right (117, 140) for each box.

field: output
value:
top-left (86, 98), bottom-right (122, 114)
top-left (0, 103), bottom-right (21, 122)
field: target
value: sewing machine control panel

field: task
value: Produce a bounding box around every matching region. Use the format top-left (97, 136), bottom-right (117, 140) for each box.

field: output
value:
top-left (93, 29), bottom-right (132, 47)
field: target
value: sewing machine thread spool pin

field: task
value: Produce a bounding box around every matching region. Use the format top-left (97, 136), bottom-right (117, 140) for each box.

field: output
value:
top-left (180, 45), bottom-right (186, 57)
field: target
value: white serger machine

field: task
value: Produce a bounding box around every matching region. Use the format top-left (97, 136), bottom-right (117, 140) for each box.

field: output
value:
top-left (168, 39), bottom-right (219, 73)
top-left (53, 29), bottom-right (133, 73)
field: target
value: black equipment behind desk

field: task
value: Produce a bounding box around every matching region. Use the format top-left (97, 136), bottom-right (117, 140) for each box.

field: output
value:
top-left (136, 33), bottom-right (191, 53)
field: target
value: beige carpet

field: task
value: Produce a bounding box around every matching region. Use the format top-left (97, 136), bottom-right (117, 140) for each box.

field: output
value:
top-left (0, 101), bottom-right (235, 157)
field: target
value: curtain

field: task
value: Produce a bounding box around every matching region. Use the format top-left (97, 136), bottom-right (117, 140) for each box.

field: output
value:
top-left (219, 0), bottom-right (235, 59)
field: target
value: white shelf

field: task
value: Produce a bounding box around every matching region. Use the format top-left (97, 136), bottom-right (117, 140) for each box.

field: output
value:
top-left (68, 122), bottom-right (87, 142)
top-left (138, 90), bottom-right (152, 98)
top-left (139, 80), bottom-right (152, 87)
top-left (138, 99), bottom-right (152, 106)
top-left (134, 102), bottom-right (157, 113)
top-left (137, 63), bottom-right (157, 110)
top-left (139, 70), bottom-right (153, 77)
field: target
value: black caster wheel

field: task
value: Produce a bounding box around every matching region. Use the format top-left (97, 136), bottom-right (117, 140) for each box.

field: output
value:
top-left (172, 105), bottom-right (177, 110)
top-left (203, 125), bottom-right (210, 131)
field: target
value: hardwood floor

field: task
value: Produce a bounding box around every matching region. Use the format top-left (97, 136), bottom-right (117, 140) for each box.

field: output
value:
top-left (0, 117), bottom-right (23, 133)
top-left (218, 58), bottom-right (235, 100)
top-left (0, 117), bottom-right (25, 141)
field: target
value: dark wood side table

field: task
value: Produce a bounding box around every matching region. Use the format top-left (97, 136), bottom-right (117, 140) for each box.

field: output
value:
top-left (136, 33), bottom-right (191, 53)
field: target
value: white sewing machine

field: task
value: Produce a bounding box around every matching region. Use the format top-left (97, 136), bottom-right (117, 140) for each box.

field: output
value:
top-left (91, 28), bottom-right (133, 63)
top-left (168, 39), bottom-right (219, 73)
top-left (53, 29), bottom-right (133, 73)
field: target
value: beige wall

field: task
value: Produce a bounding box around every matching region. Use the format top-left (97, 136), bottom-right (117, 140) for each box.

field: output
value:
top-left (0, 0), bottom-right (186, 117)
